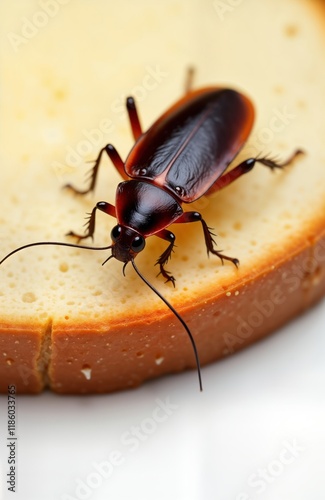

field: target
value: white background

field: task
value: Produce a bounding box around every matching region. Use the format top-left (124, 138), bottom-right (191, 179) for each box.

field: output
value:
top-left (1, 297), bottom-right (325, 500)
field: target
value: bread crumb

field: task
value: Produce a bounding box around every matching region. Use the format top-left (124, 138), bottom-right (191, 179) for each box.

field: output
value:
top-left (155, 356), bottom-right (164, 366)
top-left (81, 366), bottom-right (92, 380)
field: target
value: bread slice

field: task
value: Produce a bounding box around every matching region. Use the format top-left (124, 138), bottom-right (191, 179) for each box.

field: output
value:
top-left (1, 0), bottom-right (325, 393)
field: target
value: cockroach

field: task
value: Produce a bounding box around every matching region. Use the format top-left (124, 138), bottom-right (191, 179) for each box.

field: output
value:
top-left (0, 71), bottom-right (303, 391)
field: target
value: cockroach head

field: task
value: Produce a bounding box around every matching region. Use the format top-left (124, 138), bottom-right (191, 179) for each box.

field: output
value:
top-left (110, 224), bottom-right (146, 263)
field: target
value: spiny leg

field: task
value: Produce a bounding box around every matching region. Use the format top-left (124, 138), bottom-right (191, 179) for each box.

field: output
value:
top-left (179, 149), bottom-right (304, 263)
top-left (254, 148), bottom-right (304, 170)
top-left (207, 149), bottom-right (304, 194)
top-left (64, 144), bottom-right (127, 196)
top-left (175, 212), bottom-right (239, 267)
top-left (184, 66), bottom-right (195, 94)
top-left (66, 201), bottom-right (116, 242)
top-left (200, 218), bottom-right (239, 266)
top-left (155, 229), bottom-right (176, 286)
top-left (126, 97), bottom-right (143, 141)
top-left (64, 96), bottom-right (145, 195)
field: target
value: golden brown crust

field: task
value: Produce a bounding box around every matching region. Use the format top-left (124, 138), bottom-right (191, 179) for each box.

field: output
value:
top-left (1, 221), bottom-right (324, 394)
top-left (49, 227), bottom-right (325, 393)
top-left (0, 325), bottom-right (45, 393)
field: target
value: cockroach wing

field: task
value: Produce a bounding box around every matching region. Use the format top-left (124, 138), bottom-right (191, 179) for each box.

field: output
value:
top-left (125, 88), bottom-right (254, 202)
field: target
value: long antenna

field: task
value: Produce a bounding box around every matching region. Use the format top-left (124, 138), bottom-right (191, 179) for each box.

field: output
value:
top-left (0, 241), bottom-right (203, 390)
top-left (0, 241), bottom-right (112, 266)
top-left (131, 258), bottom-right (203, 391)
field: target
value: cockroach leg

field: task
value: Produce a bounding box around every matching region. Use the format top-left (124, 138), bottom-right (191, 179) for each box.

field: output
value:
top-left (126, 97), bottom-right (143, 141)
top-left (66, 201), bottom-right (116, 242)
top-left (253, 148), bottom-right (304, 170)
top-left (155, 229), bottom-right (176, 286)
top-left (174, 211), bottom-right (239, 267)
top-left (200, 219), bottom-right (239, 267)
top-left (208, 149), bottom-right (305, 194)
top-left (184, 66), bottom-right (195, 94)
top-left (64, 144), bottom-right (127, 196)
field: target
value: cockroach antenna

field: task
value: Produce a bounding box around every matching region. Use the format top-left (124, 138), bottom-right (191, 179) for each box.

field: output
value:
top-left (0, 240), bottom-right (203, 391)
top-left (0, 241), bottom-right (113, 266)
top-left (131, 258), bottom-right (203, 391)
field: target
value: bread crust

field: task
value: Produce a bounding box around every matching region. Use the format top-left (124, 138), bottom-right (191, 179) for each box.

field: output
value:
top-left (1, 216), bottom-right (324, 394)
top-left (51, 222), bottom-right (325, 394)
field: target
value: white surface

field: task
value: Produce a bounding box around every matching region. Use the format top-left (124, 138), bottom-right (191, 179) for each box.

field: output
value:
top-left (1, 298), bottom-right (325, 500)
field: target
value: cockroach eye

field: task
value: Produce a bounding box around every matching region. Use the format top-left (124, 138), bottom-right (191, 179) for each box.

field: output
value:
top-left (111, 225), bottom-right (122, 242)
top-left (134, 167), bottom-right (147, 176)
top-left (131, 235), bottom-right (145, 252)
top-left (175, 186), bottom-right (186, 197)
